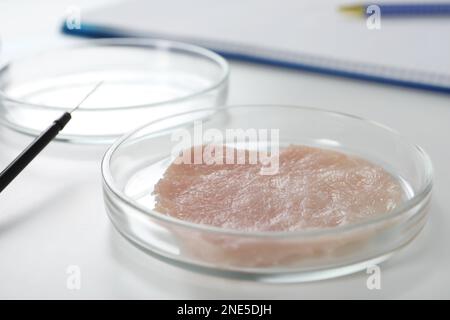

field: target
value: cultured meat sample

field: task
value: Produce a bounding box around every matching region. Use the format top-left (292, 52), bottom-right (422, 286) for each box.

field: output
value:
top-left (153, 145), bottom-right (402, 232)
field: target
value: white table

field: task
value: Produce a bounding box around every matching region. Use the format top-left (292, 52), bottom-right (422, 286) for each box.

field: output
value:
top-left (0, 0), bottom-right (449, 299)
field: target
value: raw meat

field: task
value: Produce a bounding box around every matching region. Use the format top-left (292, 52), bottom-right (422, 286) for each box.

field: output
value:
top-left (153, 145), bottom-right (402, 232)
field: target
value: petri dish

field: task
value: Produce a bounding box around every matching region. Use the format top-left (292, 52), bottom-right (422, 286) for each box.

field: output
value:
top-left (102, 105), bottom-right (433, 283)
top-left (0, 38), bottom-right (229, 144)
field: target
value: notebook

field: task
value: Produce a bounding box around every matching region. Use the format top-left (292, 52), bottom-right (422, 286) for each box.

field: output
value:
top-left (63, 0), bottom-right (450, 94)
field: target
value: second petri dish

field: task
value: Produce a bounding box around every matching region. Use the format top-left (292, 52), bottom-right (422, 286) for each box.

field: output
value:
top-left (0, 38), bottom-right (229, 144)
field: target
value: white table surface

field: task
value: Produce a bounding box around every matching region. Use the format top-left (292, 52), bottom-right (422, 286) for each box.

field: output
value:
top-left (0, 0), bottom-right (449, 299)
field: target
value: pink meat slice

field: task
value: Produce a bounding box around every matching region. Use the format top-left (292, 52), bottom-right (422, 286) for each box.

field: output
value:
top-left (153, 145), bottom-right (402, 232)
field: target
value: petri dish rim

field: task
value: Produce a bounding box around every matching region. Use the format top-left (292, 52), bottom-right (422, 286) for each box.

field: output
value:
top-left (0, 37), bottom-right (230, 112)
top-left (101, 104), bottom-right (434, 239)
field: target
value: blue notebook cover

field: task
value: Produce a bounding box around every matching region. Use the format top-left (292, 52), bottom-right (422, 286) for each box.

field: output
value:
top-left (62, 0), bottom-right (450, 94)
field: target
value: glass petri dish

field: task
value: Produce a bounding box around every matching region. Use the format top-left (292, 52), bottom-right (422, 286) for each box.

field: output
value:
top-left (0, 38), bottom-right (229, 144)
top-left (102, 105), bottom-right (433, 283)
